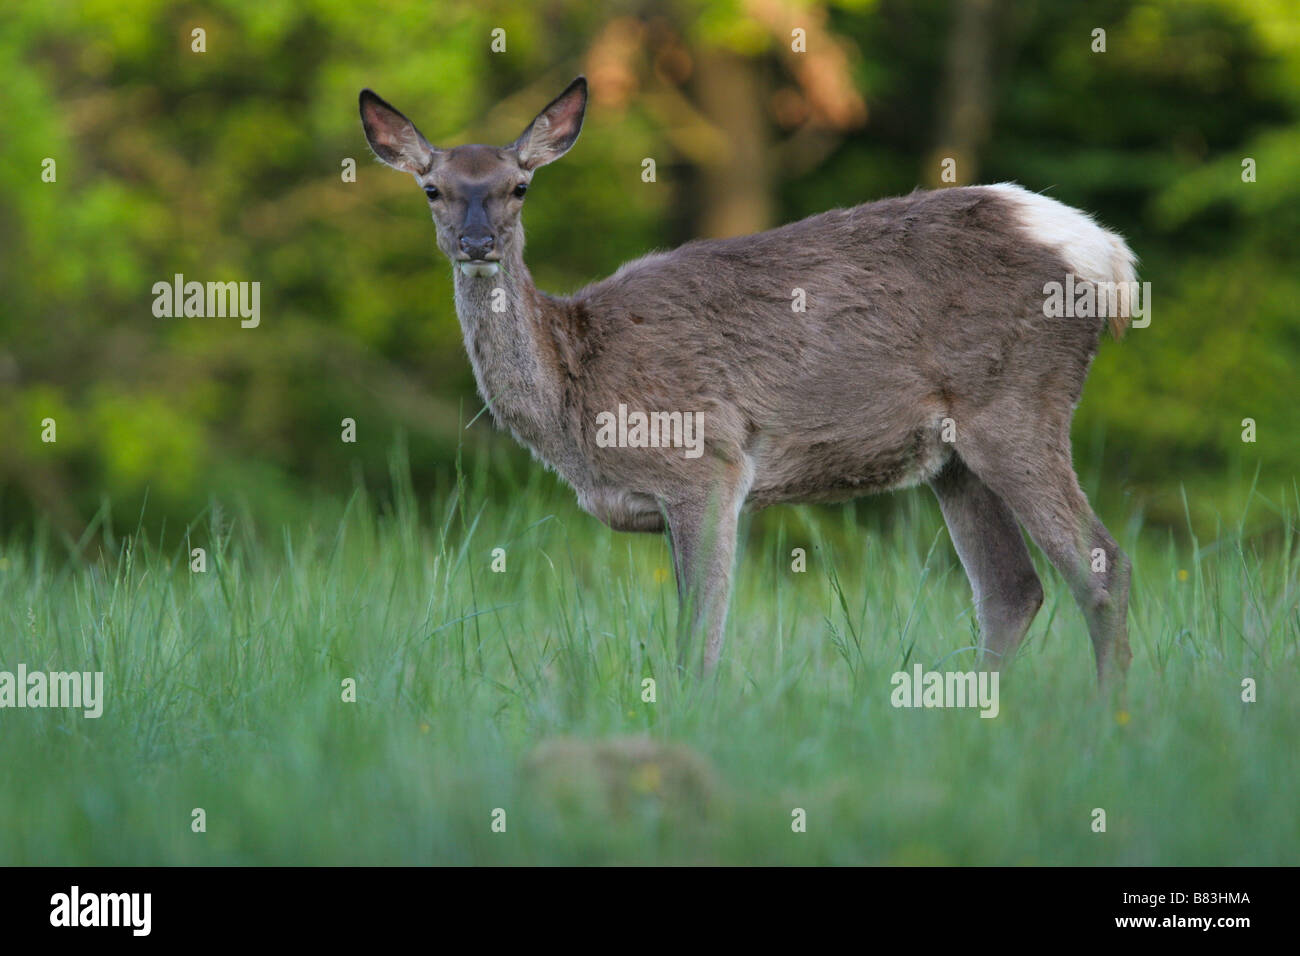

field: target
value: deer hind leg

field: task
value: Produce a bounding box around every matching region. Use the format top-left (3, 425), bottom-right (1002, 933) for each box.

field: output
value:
top-left (929, 458), bottom-right (1043, 669)
top-left (956, 419), bottom-right (1132, 687)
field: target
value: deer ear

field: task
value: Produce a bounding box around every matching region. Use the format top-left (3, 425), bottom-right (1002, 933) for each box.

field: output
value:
top-left (359, 89), bottom-right (437, 175)
top-left (513, 76), bottom-right (587, 170)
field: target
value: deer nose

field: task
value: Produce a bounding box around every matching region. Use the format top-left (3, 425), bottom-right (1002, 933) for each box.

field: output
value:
top-left (459, 234), bottom-right (495, 260)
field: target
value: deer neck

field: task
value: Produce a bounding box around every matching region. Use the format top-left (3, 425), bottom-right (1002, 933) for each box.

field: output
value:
top-left (451, 241), bottom-right (568, 456)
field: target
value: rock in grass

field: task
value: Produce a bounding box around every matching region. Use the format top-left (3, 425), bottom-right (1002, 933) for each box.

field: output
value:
top-left (524, 736), bottom-right (718, 821)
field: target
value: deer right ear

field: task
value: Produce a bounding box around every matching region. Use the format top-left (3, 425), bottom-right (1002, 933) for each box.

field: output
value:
top-left (359, 89), bottom-right (437, 175)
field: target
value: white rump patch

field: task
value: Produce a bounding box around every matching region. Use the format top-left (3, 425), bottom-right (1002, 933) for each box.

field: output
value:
top-left (983, 182), bottom-right (1136, 286)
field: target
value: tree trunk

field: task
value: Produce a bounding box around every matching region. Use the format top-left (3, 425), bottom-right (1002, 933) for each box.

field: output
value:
top-left (928, 0), bottom-right (996, 187)
top-left (693, 49), bottom-right (773, 238)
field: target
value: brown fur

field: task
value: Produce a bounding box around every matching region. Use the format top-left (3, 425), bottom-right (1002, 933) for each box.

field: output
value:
top-left (360, 78), bottom-right (1134, 684)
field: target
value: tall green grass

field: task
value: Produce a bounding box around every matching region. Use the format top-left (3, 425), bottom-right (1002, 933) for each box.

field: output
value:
top-left (1, 449), bottom-right (1297, 864)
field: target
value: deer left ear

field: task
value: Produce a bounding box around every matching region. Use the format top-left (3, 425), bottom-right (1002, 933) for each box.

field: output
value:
top-left (513, 76), bottom-right (587, 170)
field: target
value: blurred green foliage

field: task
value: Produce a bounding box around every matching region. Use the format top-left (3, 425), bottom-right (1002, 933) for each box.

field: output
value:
top-left (1, 0), bottom-right (1296, 539)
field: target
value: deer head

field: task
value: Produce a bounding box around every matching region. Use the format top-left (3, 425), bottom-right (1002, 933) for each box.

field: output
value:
top-left (359, 77), bottom-right (588, 278)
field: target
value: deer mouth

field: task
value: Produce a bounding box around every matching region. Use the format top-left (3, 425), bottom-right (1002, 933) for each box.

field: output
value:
top-left (457, 260), bottom-right (500, 278)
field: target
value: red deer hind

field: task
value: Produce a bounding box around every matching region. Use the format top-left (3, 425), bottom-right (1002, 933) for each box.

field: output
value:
top-left (360, 77), bottom-right (1136, 683)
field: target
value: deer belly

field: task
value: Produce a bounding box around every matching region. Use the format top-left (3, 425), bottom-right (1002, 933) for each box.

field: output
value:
top-left (577, 486), bottom-right (665, 533)
top-left (748, 428), bottom-right (952, 507)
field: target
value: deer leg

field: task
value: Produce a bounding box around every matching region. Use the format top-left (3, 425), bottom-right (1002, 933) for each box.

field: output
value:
top-left (929, 458), bottom-right (1044, 669)
top-left (957, 430), bottom-right (1132, 688)
top-left (662, 485), bottom-right (742, 676)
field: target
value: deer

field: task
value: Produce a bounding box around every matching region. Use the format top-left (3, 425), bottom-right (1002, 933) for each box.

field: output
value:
top-left (359, 76), bottom-right (1136, 685)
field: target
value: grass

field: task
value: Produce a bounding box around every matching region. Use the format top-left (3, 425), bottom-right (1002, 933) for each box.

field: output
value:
top-left (1, 447), bottom-right (1298, 865)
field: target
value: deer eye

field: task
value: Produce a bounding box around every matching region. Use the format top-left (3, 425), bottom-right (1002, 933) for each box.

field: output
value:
top-left (512, 183), bottom-right (528, 198)
top-left (424, 186), bottom-right (440, 200)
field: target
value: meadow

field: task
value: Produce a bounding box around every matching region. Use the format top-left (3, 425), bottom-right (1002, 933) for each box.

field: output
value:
top-left (1, 445), bottom-right (1296, 865)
